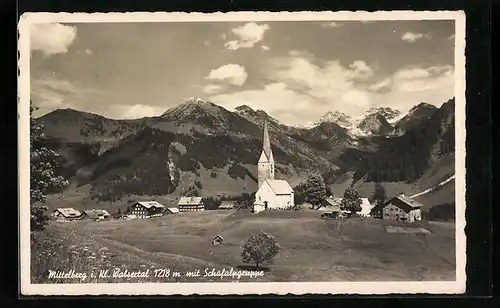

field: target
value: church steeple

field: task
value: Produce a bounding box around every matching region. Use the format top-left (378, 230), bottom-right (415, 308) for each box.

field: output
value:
top-left (257, 120), bottom-right (275, 188)
top-left (262, 120), bottom-right (272, 161)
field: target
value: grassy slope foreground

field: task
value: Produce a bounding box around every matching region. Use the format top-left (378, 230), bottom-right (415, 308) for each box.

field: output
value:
top-left (32, 210), bottom-right (456, 283)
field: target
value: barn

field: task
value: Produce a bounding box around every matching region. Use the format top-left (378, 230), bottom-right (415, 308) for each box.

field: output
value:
top-left (377, 194), bottom-right (424, 222)
top-left (218, 200), bottom-right (236, 210)
top-left (52, 208), bottom-right (82, 221)
top-left (318, 198), bottom-right (341, 218)
top-left (81, 210), bottom-right (100, 221)
top-left (178, 197), bottom-right (204, 212)
top-left (131, 201), bottom-right (165, 218)
top-left (165, 207), bottom-right (180, 214)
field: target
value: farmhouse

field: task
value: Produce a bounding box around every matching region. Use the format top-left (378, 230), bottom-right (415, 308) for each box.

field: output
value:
top-left (374, 194), bottom-right (424, 222)
top-left (52, 208), bottom-right (82, 221)
top-left (81, 209), bottom-right (111, 221)
top-left (218, 200), bottom-right (236, 210)
top-left (253, 120), bottom-right (294, 213)
top-left (131, 201), bottom-right (165, 218)
top-left (178, 197), bottom-right (204, 212)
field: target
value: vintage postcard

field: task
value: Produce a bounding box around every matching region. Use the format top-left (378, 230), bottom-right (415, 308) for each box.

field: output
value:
top-left (18, 11), bottom-right (466, 295)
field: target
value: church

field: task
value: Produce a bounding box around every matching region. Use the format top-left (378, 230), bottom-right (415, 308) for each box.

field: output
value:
top-left (253, 121), bottom-right (294, 213)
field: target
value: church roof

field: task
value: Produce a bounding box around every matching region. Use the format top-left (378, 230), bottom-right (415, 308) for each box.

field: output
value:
top-left (264, 179), bottom-right (294, 194)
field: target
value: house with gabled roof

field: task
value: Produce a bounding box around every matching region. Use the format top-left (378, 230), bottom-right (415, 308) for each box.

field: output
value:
top-left (218, 200), bottom-right (236, 210)
top-left (131, 201), bottom-right (165, 218)
top-left (81, 210), bottom-right (100, 221)
top-left (52, 208), bottom-right (82, 221)
top-left (372, 194), bottom-right (424, 222)
top-left (178, 197), bottom-right (204, 212)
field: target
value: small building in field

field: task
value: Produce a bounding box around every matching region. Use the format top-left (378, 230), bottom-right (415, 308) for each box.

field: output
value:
top-left (218, 200), bottom-right (236, 210)
top-left (254, 179), bottom-right (294, 213)
top-left (212, 235), bottom-right (224, 246)
top-left (52, 208), bottom-right (82, 221)
top-left (318, 197), bottom-right (341, 218)
top-left (94, 209), bottom-right (111, 219)
top-left (377, 194), bottom-right (423, 222)
top-left (81, 210), bottom-right (100, 221)
top-left (178, 197), bottom-right (204, 212)
top-left (359, 198), bottom-right (375, 217)
top-left (165, 207), bottom-right (180, 214)
top-left (131, 201), bottom-right (165, 218)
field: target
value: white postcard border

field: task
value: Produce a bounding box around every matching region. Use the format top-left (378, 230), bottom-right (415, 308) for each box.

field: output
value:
top-left (18, 10), bottom-right (467, 296)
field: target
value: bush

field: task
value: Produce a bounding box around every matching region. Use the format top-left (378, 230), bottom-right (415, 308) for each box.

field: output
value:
top-left (241, 232), bottom-right (280, 268)
top-left (210, 171), bottom-right (217, 178)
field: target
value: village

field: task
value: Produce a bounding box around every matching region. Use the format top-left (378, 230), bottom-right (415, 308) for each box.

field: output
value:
top-left (52, 121), bottom-right (425, 225)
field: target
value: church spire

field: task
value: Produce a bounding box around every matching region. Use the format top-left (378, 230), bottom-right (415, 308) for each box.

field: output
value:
top-left (262, 120), bottom-right (272, 160)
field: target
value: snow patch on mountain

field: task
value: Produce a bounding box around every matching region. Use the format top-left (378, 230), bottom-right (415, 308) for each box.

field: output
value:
top-left (316, 106), bottom-right (401, 136)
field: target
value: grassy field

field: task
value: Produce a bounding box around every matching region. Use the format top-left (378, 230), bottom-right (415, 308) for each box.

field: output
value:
top-left (32, 210), bottom-right (456, 283)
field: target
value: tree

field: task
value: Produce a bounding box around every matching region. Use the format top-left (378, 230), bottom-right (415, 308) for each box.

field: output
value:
top-left (302, 173), bottom-right (327, 209)
top-left (371, 183), bottom-right (387, 207)
top-left (241, 232), bottom-right (280, 268)
top-left (340, 187), bottom-right (362, 214)
top-left (30, 104), bottom-right (69, 231)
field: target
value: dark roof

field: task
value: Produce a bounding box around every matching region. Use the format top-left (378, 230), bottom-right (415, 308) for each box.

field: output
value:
top-left (382, 194), bottom-right (424, 210)
top-left (83, 210), bottom-right (99, 219)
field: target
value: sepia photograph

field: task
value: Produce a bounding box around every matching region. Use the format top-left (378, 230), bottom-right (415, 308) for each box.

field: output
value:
top-left (18, 11), bottom-right (466, 295)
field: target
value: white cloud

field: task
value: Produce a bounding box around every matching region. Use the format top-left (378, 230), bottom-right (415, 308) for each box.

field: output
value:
top-left (368, 65), bottom-right (454, 113)
top-left (111, 104), bottom-right (165, 119)
top-left (31, 76), bottom-right (102, 116)
top-left (202, 84), bottom-right (222, 94)
top-left (204, 40), bottom-right (211, 46)
top-left (205, 64), bottom-right (248, 86)
top-left (321, 22), bottom-right (342, 28)
top-left (212, 51), bottom-right (454, 124)
top-left (392, 65), bottom-right (454, 93)
top-left (84, 48), bottom-right (93, 55)
top-left (448, 34), bottom-right (455, 40)
top-left (261, 45), bottom-right (270, 51)
top-left (349, 60), bottom-right (374, 79)
top-left (368, 78), bottom-right (392, 92)
top-left (401, 32), bottom-right (432, 43)
top-left (30, 23), bottom-right (77, 56)
top-left (210, 82), bottom-right (318, 125)
top-left (224, 22), bottom-right (270, 50)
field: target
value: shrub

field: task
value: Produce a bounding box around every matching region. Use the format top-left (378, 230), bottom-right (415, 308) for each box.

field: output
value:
top-left (241, 232), bottom-right (280, 268)
top-left (210, 171), bottom-right (217, 178)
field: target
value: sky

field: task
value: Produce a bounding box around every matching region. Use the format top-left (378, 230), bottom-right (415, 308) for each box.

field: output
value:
top-left (30, 19), bottom-right (456, 126)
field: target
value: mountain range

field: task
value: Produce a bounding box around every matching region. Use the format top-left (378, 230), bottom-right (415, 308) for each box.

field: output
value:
top-left (37, 96), bottom-right (455, 210)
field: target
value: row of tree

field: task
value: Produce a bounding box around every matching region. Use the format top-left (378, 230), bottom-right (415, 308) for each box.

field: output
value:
top-left (293, 173), bottom-right (387, 214)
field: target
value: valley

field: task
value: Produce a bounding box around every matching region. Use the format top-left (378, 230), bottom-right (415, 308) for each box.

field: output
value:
top-left (37, 96), bottom-right (456, 215)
